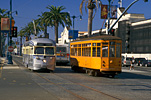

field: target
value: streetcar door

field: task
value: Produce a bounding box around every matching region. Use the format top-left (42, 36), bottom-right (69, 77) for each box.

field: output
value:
top-left (101, 43), bottom-right (109, 69)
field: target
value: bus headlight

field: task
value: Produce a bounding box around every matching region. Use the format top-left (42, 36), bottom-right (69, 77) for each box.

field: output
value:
top-left (43, 59), bottom-right (46, 63)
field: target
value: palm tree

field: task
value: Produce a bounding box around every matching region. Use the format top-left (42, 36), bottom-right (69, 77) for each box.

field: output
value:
top-left (37, 13), bottom-right (49, 38)
top-left (43, 5), bottom-right (72, 43)
top-left (0, 8), bottom-right (8, 19)
top-left (18, 29), bottom-right (26, 56)
top-left (80, 0), bottom-right (101, 37)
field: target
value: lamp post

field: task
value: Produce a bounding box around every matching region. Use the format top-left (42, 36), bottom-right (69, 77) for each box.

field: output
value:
top-left (71, 15), bottom-right (82, 30)
top-left (7, 0), bottom-right (13, 64)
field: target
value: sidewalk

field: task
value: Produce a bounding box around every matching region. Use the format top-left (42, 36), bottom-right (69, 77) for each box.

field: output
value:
top-left (0, 57), bottom-right (58, 100)
top-left (0, 57), bottom-right (18, 67)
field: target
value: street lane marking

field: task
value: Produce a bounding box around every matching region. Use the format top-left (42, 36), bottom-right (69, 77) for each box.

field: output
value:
top-left (122, 69), bottom-right (146, 73)
top-left (3, 66), bottom-right (19, 69)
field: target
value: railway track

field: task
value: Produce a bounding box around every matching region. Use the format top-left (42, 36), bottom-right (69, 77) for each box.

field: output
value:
top-left (13, 56), bottom-right (123, 100)
top-left (35, 71), bottom-right (122, 100)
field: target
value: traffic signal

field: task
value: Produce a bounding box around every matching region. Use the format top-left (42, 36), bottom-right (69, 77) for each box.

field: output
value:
top-left (110, 29), bottom-right (115, 36)
top-left (12, 26), bottom-right (17, 37)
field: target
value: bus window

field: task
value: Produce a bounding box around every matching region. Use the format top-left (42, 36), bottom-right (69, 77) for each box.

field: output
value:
top-left (109, 46), bottom-right (115, 57)
top-left (116, 43), bottom-right (121, 57)
top-left (45, 47), bottom-right (54, 54)
top-left (56, 47), bottom-right (66, 53)
top-left (102, 46), bottom-right (108, 57)
top-left (34, 47), bottom-right (44, 54)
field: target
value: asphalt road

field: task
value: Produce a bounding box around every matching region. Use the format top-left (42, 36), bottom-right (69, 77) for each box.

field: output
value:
top-left (0, 55), bottom-right (151, 100)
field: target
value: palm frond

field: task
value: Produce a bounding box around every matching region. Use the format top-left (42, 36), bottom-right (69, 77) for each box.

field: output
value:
top-left (80, 0), bottom-right (85, 15)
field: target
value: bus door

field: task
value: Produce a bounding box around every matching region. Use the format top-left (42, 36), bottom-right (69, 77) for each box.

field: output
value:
top-left (101, 43), bottom-right (109, 70)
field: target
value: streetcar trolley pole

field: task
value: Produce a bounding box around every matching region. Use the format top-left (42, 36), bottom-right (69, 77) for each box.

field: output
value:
top-left (108, 0), bottom-right (139, 33)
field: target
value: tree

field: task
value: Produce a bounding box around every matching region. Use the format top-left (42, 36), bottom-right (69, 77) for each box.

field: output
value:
top-left (43, 5), bottom-right (72, 43)
top-left (37, 13), bottom-right (49, 38)
top-left (18, 29), bottom-right (25, 56)
top-left (80, 0), bottom-right (101, 37)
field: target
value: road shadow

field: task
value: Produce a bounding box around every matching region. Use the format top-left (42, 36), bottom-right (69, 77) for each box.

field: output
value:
top-left (115, 72), bottom-right (151, 79)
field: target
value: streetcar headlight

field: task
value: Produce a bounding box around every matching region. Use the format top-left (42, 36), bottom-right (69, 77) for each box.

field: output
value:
top-left (36, 56), bottom-right (40, 60)
top-left (43, 59), bottom-right (46, 63)
top-left (110, 60), bottom-right (113, 63)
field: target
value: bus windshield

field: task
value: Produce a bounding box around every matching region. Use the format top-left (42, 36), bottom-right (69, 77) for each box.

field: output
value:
top-left (56, 47), bottom-right (66, 53)
top-left (45, 47), bottom-right (54, 54)
top-left (34, 47), bottom-right (44, 54)
top-left (34, 47), bottom-right (54, 54)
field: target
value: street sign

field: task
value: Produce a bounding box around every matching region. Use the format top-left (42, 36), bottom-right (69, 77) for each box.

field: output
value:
top-left (8, 46), bottom-right (14, 52)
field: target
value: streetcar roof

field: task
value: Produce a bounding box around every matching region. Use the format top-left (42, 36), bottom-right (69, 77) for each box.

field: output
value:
top-left (71, 35), bottom-right (121, 42)
top-left (23, 38), bottom-right (56, 46)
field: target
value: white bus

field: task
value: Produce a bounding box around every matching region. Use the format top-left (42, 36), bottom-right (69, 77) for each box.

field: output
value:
top-left (22, 38), bottom-right (56, 71)
top-left (56, 43), bottom-right (70, 65)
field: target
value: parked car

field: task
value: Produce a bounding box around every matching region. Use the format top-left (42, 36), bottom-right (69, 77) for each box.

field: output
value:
top-left (122, 56), bottom-right (132, 67)
top-left (142, 60), bottom-right (151, 67)
top-left (135, 58), bottom-right (146, 66)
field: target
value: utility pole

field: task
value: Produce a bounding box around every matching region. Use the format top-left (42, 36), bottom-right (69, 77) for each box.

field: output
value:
top-left (7, 0), bottom-right (13, 64)
top-left (107, 0), bottom-right (111, 35)
top-left (108, 0), bottom-right (139, 32)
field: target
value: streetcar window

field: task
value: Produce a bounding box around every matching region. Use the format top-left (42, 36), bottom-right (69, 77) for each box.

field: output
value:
top-left (34, 47), bottom-right (44, 54)
top-left (45, 47), bottom-right (54, 54)
top-left (78, 48), bottom-right (81, 56)
top-left (92, 47), bottom-right (96, 57)
top-left (93, 43), bottom-right (96, 46)
top-left (102, 43), bottom-right (108, 45)
top-left (78, 44), bottom-right (81, 47)
top-left (97, 47), bottom-right (101, 57)
top-left (110, 42), bottom-right (115, 45)
top-left (102, 46), bottom-right (108, 57)
top-left (109, 46), bottom-right (115, 57)
top-left (116, 44), bottom-right (121, 57)
top-left (37, 43), bottom-right (52, 46)
top-left (71, 48), bottom-right (75, 56)
top-left (30, 47), bottom-right (33, 54)
top-left (56, 47), bottom-right (66, 53)
top-left (97, 43), bottom-right (101, 46)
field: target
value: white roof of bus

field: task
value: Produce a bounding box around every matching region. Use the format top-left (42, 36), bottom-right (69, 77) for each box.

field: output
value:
top-left (24, 38), bottom-right (55, 46)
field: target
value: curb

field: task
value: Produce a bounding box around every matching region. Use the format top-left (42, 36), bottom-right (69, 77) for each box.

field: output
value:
top-left (0, 57), bottom-right (18, 66)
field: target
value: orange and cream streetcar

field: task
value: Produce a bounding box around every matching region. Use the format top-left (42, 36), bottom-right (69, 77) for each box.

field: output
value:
top-left (70, 35), bottom-right (122, 77)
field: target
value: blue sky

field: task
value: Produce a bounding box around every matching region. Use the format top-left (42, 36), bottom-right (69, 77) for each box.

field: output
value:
top-left (0, 0), bottom-right (151, 40)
